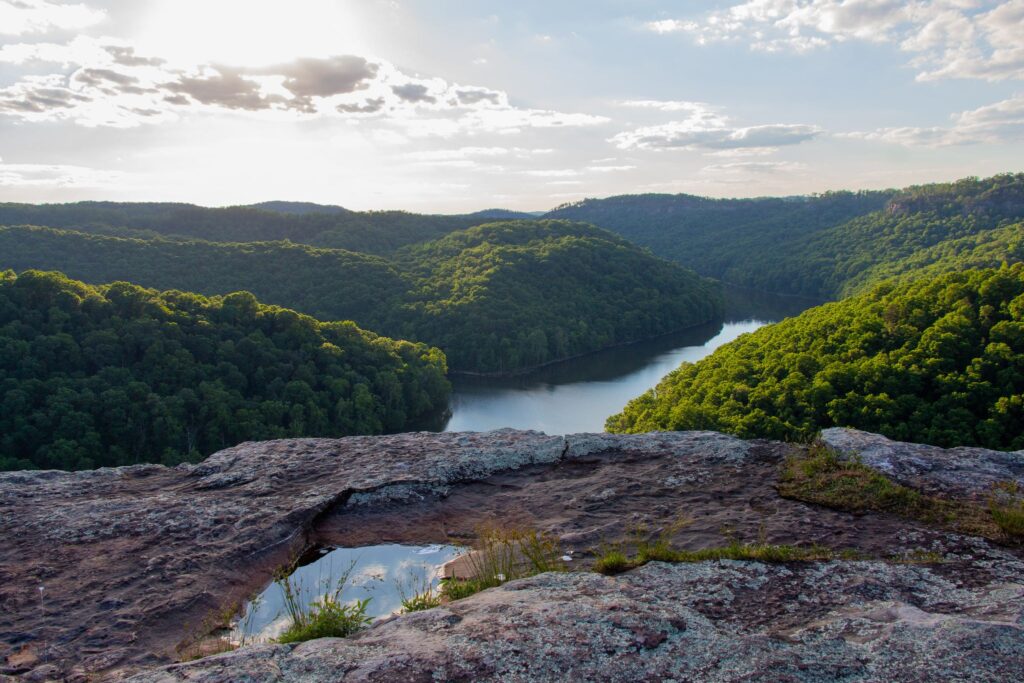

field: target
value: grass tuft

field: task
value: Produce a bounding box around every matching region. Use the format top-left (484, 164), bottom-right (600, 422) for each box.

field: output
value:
top-left (439, 526), bottom-right (566, 601)
top-left (593, 548), bottom-right (632, 575)
top-left (989, 481), bottom-right (1024, 538)
top-left (778, 442), bottom-right (1010, 541)
top-left (397, 571), bottom-right (443, 614)
top-left (273, 560), bottom-right (372, 644)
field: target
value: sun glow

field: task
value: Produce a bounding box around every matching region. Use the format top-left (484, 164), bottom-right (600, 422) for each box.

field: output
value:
top-left (134, 0), bottom-right (368, 67)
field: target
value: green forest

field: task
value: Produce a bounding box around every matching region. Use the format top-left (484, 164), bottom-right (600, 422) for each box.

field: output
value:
top-left (552, 173), bottom-right (1024, 299)
top-left (0, 220), bottom-right (722, 373)
top-left (608, 265), bottom-right (1024, 450)
top-left (0, 270), bottom-right (450, 471)
top-left (0, 201), bottom-right (483, 255)
top-left (5, 173), bottom-right (1024, 470)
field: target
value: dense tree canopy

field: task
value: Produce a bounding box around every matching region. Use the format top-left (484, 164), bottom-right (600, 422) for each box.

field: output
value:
top-left (546, 189), bottom-right (894, 289)
top-left (392, 221), bottom-right (723, 371)
top-left (0, 270), bottom-right (450, 471)
top-left (607, 265), bottom-right (1024, 450)
top-left (0, 220), bottom-right (720, 373)
top-left (0, 201), bottom-right (484, 255)
top-left (550, 174), bottom-right (1024, 299)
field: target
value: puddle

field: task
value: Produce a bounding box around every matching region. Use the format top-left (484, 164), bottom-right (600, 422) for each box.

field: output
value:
top-left (233, 543), bottom-right (464, 642)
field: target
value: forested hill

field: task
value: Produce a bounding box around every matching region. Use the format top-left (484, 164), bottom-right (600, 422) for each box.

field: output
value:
top-left (545, 189), bottom-right (894, 285)
top-left (0, 201), bottom-right (484, 255)
top-left (246, 201), bottom-right (350, 215)
top-left (392, 221), bottom-right (722, 371)
top-left (0, 270), bottom-right (450, 471)
top-left (608, 264), bottom-right (1024, 450)
top-left (547, 173), bottom-right (1024, 299)
top-left (0, 220), bottom-right (721, 374)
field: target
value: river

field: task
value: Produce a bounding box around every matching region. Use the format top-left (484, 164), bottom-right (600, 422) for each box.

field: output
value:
top-left (440, 287), bottom-right (820, 434)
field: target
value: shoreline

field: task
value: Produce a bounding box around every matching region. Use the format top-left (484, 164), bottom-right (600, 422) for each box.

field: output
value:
top-left (447, 316), bottom-right (724, 379)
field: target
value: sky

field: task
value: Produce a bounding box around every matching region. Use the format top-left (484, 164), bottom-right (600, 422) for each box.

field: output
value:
top-left (0, 0), bottom-right (1021, 212)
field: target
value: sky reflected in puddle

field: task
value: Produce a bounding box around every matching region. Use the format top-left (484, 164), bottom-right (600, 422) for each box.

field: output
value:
top-left (234, 543), bottom-right (464, 642)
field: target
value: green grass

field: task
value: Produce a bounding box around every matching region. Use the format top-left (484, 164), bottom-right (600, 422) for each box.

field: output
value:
top-left (396, 571), bottom-right (443, 614)
top-left (273, 561), bottom-right (372, 644)
top-left (778, 442), bottom-right (1007, 541)
top-left (593, 540), bottom-right (838, 575)
top-left (592, 549), bottom-right (632, 575)
top-left (782, 443), bottom-right (1024, 544)
top-left (990, 482), bottom-right (1024, 538)
top-left (439, 526), bottom-right (566, 602)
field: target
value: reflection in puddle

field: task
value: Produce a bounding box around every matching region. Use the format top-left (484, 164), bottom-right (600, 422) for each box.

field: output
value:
top-left (234, 544), bottom-right (463, 642)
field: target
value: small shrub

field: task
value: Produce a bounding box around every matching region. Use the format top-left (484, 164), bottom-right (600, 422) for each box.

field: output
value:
top-left (397, 571), bottom-right (443, 614)
top-left (274, 560), bottom-right (372, 644)
top-left (593, 548), bottom-right (633, 575)
top-left (439, 526), bottom-right (566, 601)
top-left (276, 597), bottom-right (371, 644)
top-left (440, 576), bottom-right (497, 601)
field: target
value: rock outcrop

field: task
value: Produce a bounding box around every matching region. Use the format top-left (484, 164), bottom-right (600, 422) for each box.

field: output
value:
top-left (820, 427), bottom-right (1024, 500)
top-left (128, 558), bottom-right (1024, 683)
top-left (1, 429), bottom-right (1022, 682)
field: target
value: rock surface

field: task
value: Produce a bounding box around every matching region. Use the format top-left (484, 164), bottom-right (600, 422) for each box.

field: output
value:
top-left (1, 428), bottom-right (1022, 681)
top-left (127, 557), bottom-right (1024, 683)
top-left (820, 428), bottom-right (1024, 500)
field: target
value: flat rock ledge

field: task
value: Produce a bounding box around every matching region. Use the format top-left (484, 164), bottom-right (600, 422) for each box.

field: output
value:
top-left (1, 428), bottom-right (1023, 682)
top-left (128, 560), bottom-right (1024, 683)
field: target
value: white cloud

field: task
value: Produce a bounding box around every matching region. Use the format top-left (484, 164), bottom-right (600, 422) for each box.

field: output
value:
top-left (618, 99), bottom-right (718, 113)
top-left (646, 19), bottom-right (698, 35)
top-left (702, 160), bottom-right (809, 174)
top-left (611, 101), bottom-right (821, 151)
top-left (846, 93), bottom-right (1024, 145)
top-left (586, 164), bottom-right (636, 172)
top-left (521, 169), bottom-right (580, 177)
top-left (0, 36), bottom-right (607, 133)
top-left (648, 1), bottom-right (1024, 81)
top-left (0, 0), bottom-right (104, 36)
top-left (0, 158), bottom-right (122, 188)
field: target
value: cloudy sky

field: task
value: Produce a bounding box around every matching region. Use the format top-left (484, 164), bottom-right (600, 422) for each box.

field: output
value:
top-left (0, 0), bottom-right (1021, 211)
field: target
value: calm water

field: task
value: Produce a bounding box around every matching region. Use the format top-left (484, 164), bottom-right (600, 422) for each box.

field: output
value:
top-left (234, 544), bottom-right (463, 642)
top-left (442, 287), bottom-right (818, 434)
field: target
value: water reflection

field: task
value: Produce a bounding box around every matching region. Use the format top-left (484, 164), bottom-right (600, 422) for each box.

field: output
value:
top-left (442, 286), bottom-right (819, 435)
top-left (234, 544), bottom-right (463, 642)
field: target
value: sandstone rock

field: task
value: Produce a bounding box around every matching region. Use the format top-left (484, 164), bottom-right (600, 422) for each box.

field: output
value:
top-left (2, 428), bottom-right (1022, 681)
top-left (127, 559), bottom-right (1024, 682)
top-left (820, 428), bottom-right (1024, 500)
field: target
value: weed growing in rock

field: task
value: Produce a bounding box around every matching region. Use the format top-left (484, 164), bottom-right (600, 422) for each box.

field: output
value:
top-left (439, 526), bottom-right (566, 601)
top-left (891, 549), bottom-right (944, 564)
top-left (274, 560), bottom-right (372, 644)
top-left (397, 570), bottom-right (443, 613)
top-left (778, 442), bottom-right (1005, 541)
top-left (593, 539), bottom-right (837, 575)
top-left (989, 481), bottom-right (1024, 538)
top-left (592, 548), bottom-right (631, 575)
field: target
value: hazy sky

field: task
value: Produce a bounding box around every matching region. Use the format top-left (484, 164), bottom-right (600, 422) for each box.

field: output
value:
top-left (0, 0), bottom-right (1021, 211)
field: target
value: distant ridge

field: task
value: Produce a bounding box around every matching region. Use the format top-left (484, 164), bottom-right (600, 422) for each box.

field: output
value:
top-left (466, 208), bottom-right (544, 220)
top-left (246, 201), bottom-right (350, 215)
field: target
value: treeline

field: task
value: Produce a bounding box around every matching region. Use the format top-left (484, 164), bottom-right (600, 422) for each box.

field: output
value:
top-left (0, 270), bottom-right (450, 471)
top-left (608, 265), bottom-right (1024, 450)
top-left (0, 226), bottom-right (408, 324)
top-left (550, 173), bottom-right (1024, 299)
top-left (546, 189), bottom-right (894, 290)
top-left (0, 201), bottom-right (484, 255)
top-left (753, 174), bottom-right (1024, 298)
top-left (0, 220), bottom-right (722, 373)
